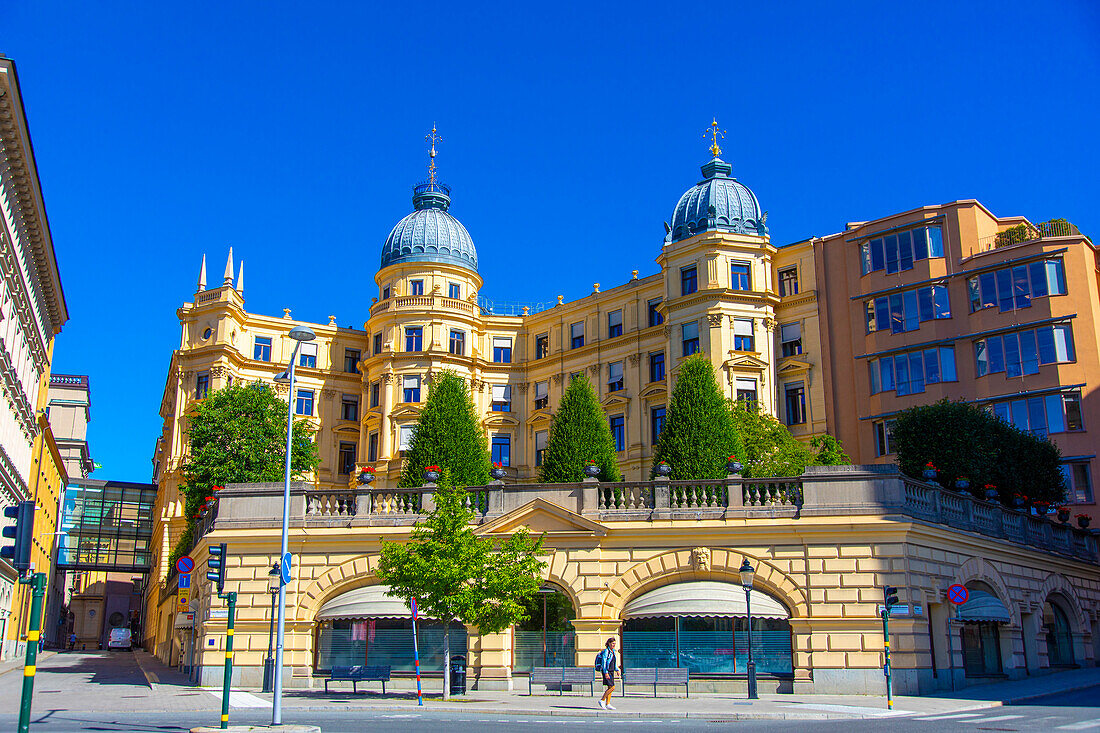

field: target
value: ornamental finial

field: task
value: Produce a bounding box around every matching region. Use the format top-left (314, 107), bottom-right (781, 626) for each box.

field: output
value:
top-left (426, 123), bottom-right (442, 185)
top-left (705, 118), bottom-right (726, 158)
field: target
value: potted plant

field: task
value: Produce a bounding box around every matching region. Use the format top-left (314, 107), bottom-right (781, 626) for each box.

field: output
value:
top-left (1057, 506), bottom-right (1071, 523)
top-left (955, 477), bottom-right (970, 492)
top-left (983, 483), bottom-right (999, 502)
top-left (357, 466), bottom-right (376, 485)
top-left (726, 456), bottom-right (744, 475)
top-left (1032, 500), bottom-right (1051, 516)
top-left (654, 460), bottom-right (672, 477)
top-left (1076, 513), bottom-right (1091, 529)
top-left (490, 461), bottom-right (506, 480)
top-left (583, 458), bottom-right (601, 478)
top-left (423, 465), bottom-right (441, 483)
top-left (1011, 493), bottom-right (1028, 510)
top-left (922, 462), bottom-right (938, 481)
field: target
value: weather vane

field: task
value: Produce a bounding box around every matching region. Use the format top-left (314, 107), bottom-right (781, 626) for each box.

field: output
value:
top-left (705, 118), bottom-right (726, 158)
top-left (426, 123), bottom-right (442, 185)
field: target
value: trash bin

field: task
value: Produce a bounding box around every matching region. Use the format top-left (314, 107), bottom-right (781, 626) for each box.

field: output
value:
top-left (449, 654), bottom-right (467, 695)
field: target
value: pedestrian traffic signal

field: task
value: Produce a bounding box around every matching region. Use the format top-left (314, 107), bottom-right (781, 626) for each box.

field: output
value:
top-left (883, 585), bottom-right (899, 610)
top-left (207, 542), bottom-right (227, 594)
top-left (1, 501), bottom-right (35, 574)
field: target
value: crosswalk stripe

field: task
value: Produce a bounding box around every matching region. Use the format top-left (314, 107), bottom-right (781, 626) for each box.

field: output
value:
top-left (974, 715), bottom-right (1024, 722)
top-left (913, 712), bottom-right (986, 720)
top-left (1056, 722), bottom-right (1100, 731)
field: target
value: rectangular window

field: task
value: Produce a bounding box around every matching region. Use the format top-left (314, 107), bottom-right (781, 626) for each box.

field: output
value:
top-left (610, 415), bottom-right (625, 452)
top-left (733, 318), bottom-right (754, 351)
top-left (368, 432), bottom-right (379, 462)
top-left (344, 348), bottom-right (361, 374)
top-left (493, 337), bottom-right (512, 363)
top-left (780, 322), bottom-right (802, 357)
top-left (972, 258), bottom-right (1067, 313)
top-left (491, 434), bottom-right (511, 466)
top-left (370, 381), bottom-right (380, 408)
top-left (491, 384), bottom-right (512, 412)
top-left (988, 391), bottom-right (1083, 436)
top-left (862, 226), bottom-right (944, 275)
top-left (571, 321), bottom-right (585, 349)
top-left (196, 372), bottom-right (210, 399)
top-left (867, 284), bottom-right (949, 333)
top-left (449, 330), bottom-right (465, 355)
top-left (535, 430), bottom-right (548, 467)
top-left (650, 406), bottom-right (666, 445)
top-left (1062, 463), bottom-right (1094, 504)
top-left (295, 389), bottom-right (314, 416)
top-left (382, 285), bottom-right (391, 299)
top-left (976, 324), bottom-right (1075, 378)
top-left (535, 334), bottom-right (549, 359)
top-left (649, 351), bottom-right (665, 383)
top-left (784, 383), bottom-right (806, 426)
top-left (405, 327), bottom-right (423, 352)
top-left (647, 298), bottom-right (664, 327)
top-left (402, 375), bottom-right (421, 403)
top-left (299, 342), bottom-right (318, 368)
top-left (448, 282), bottom-right (461, 299)
top-left (608, 309), bottom-right (623, 338)
top-left (410, 279), bottom-right (424, 296)
top-left (874, 419), bottom-right (897, 457)
top-left (399, 425), bottom-right (414, 452)
top-left (373, 332), bottom-right (383, 355)
top-left (341, 394), bottom-right (359, 421)
top-left (681, 265), bottom-right (698, 296)
top-left (885, 234), bottom-right (900, 274)
top-left (778, 267), bottom-right (799, 296)
top-left (735, 377), bottom-right (757, 405)
top-left (608, 361), bottom-right (624, 392)
top-left (731, 262), bottom-right (751, 290)
top-left (253, 336), bottom-right (272, 362)
top-left (338, 441), bottom-right (357, 475)
top-left (534, 380), bottom-right (549, 410)
top-left (870, 237), bottom-right (885, 273)
top-left (682, 321), bottom-right (700, 356)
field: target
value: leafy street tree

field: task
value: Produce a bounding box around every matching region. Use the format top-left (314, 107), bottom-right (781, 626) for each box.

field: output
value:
top-left (398, 371), bottom-right (491, 488)
top-left (378, 469), bottom-right (545, 698)
top-left (728, 401), bottom-right (852, 477)
top-left (171, 382), bottom-right (319, 566)
top-left (538, 375), bottom-right (622, 482)
top-left (810, 434), bottom-right (851, 466)
top-left (652, 355), bottom-right (744, 479)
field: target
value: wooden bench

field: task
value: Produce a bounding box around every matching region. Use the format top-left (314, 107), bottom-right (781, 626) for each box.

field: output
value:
top-left (528, 666), bottom-right (595, 696)
top-left (621, 667), bottom-right (690, 697)
top-left (325, 665), bottom-right (391, 693)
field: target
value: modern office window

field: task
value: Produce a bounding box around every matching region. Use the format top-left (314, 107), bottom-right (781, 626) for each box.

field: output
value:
top-left (870, 346), bottom-right (957, 396)
top-left (370, 381), bottom-right (380, 408)
top-left (295, 389), bottom-right (314, 416)
top-left (341, 394), bottom-right (359, 421)
top-left (449, 329), bottom-right (465, 356)
top-left (682, 321), bottom-right (700, 356)
top-left (491, 384), bottom-right (512, 412)
top-left (1061, 463), bottom-right (1093, 504)
top-left (650, 406), bottom-right (666, 445)
top-left (859, 225), bottom-right (945, 275)
top-left (784, 383), bottom-right (806, 425)
top-left (608, 309), bottom-right (623, 338)
top-left (780, 322), bottom-right (802, 357)
top-left (649, 351), bottom-right (665, 383)
top-left (608, 361), bottom-right (624, 392)
top-left (196, 372), bottom-right (210, 399)
top-left (681, 265), bottom-right (698, 296)
top-left (647, 298), bottom-right (664, 327)
top-left (874, 419), bottom-right (898, 456)
top-left (967, 258), bottom-right (1068, 313)
top-left (382, 285), bottom-right (391, 299)
top-left (338, 441), bottom-right (357, 475)
top-left (367, 432), bottom-right (379, 462)
top-left (865, 284), bottom-right (951, 334)
top-left (571, 321), bottom-right (585, 349)
top-left (778, 267), bottom-right (799, 296)
top-left (402, 375), bottom-right (421, 403)
top-left (535, 430), bottom-right (548, 467)
top-left (535, 333), bottom-right (549, 359)
top-left (405, 326), bottom-right (423, 352)
top-left (344, 348), bottom-right (361, 374)
top-left (253, 336), bottom-right (272, 362)
top-left (448, 282), bottom-right (461, 299)
top-left (373, 332), bottom-right (383, 355)
top-left (733, 319), bottom-right (754, 351)
top-left (609, 415), bottom-right (625, 452)
top-left (988, 391), bottom-right (1083, 439)
top-left (735, 378), bottom-right (757, 405)
top-left (299, 342), bottom-right (318, 368)
top-left (534, 380), bottom-right (549, 410)
top-left (491, 434), bottom-right (511, 466)
top-left (493, 337), bottom-right (512, 363)
top-left (398, 425), bottom-right (414, 452)
top-left (410, 279), bottom-right (425, 296)
top-left (975, 324), bottom-right (1075, 378)
top-left (731, 262), bottom-right (751, 291)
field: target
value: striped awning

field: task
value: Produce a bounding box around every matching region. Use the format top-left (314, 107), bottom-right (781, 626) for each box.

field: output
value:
top-left (317, 584), bottom-right (428, 620)
top-left (622, 581), bottom-right (789, 619)
top-left (956, 590), bottom-right (1012, 624)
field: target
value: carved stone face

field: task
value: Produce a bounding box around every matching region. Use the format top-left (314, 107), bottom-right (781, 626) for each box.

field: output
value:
top-left (691, 547), bottom-right (711, 571)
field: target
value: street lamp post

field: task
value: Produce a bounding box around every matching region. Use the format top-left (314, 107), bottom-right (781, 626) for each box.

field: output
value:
top-left (262, 564), bottom-right (279, 693)
top-left (739, 558), bottom-right (758, 700)
top-left (271, 325), bottom-right (316, 725)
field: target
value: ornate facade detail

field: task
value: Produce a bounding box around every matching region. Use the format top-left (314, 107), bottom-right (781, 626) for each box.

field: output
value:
top-left (628, 353), bottom-right (641, 366)
top-left (551, 374), bottom-right (563, 385)
top-left (763, 317), bottom-right (777, 332)
top-left (208, 365), bottom-right (227, 378)
top-left (517, 382), bottom-right (529, 394)
top-left (321, 389), bottom-right (337, 398)
top-left (707, 313), bottom-right (723, 327)
top-left (691, 546), bottom-right (711, 571)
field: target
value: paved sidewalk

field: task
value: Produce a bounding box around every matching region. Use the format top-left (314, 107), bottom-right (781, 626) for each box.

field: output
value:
top-left (0, 649), bottom-right (55, 678)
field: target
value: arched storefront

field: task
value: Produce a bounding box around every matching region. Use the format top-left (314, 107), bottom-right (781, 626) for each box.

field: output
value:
top-left (956, 583), bottom-right (1011, 677)
top-left (313, 584), bottom-right (466, 674)
top-left (514, 584), bottom-right (576, 672)
top-left (1044, 598), bottom-right (1075, 668)
top-left (620, 581), bottom-right (793, 676)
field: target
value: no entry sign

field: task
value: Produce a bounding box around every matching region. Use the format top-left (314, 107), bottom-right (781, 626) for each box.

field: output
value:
top-left (948, 584), bottom-right (969, 605)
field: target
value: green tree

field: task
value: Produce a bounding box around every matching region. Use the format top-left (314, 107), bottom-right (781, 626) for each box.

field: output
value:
top-left (810, 434), bottom-right (851, 466)
top-left (170, 382), bottom-right (319, 566)
top-left (398, 371), bottom-right (491, 488)
top-left (538, 375), bottom-right (621, 482)
top-left (377, 469), bottom-right (545, 698)
top-left (652, 355), bottom-right (744, 479)
top-left (729, 400), bottom-right (814, 477)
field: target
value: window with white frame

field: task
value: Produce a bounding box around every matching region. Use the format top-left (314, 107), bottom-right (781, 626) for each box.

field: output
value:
top-left (399, 425), bottom-right (415, 452)
top-left (780, 322), bottom-right (802, 357)
top-left (295, 389), bottom-right (314, 416)
top-left (299, 342), bottom-right (318, 368)
top-left (402, 375), bottom-right (421, 403)
top-left (874, 419), bottom-right (897, 457)
top-left (341, 394), bottom-right (359, 421)
top-left (735, 378), bottom-right (757, 405)
top-left (608, 361), bottom-right (624, 392)
top-left (534, 380), bottom-right (549, 410)
top-left (448, 282), bottom-right (461, 299)
top-left (493, 337), bottom-right (512, 363)
top-left (491, 384), bottom-right (512, 412)
top-left (734, 319), bottom-right (754, 351)
top-left (535, 430), bottom-right (548, 467)
top-left (1061, 462), bottom-right (1093, 504)
top-left (253, 336), bottom-right (272, 362)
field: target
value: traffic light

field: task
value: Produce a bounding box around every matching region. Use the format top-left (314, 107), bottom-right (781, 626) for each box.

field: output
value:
top-left (207, 542), bottom-right (227, 595)
top-left (1, 501), bottom-right (35, 574)
top-left (883, 585), bottom-right (899, 610)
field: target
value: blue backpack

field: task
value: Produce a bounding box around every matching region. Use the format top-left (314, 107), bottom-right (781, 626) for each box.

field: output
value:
top-left (594, 649), bottom-right (610, 672)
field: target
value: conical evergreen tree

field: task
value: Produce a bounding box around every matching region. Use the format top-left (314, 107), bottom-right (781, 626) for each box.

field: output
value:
top-left (538, 374), bottom-right (621, 482)
top-left (398, 371), bottom-right (491, 488)
top-left (652, 354), bottom-right (744, 479)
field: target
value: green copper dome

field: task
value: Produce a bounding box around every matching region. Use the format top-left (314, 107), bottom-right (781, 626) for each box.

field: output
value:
top-left (668, 157), bottom-right (767, 243)
top-left (380, 182), bottom-right (479, 272)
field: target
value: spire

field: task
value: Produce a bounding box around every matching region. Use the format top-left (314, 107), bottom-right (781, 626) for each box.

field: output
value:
top-left (236, 260), bottom-right (245, 294)
top-left (197, 253), bottom-right (207, 292)
top-left (705, 118), bottom-right (726, 159)
top-left (223, 247), bottom-right (234, 285)
top-left (426, 123), bottom-right (442, 185)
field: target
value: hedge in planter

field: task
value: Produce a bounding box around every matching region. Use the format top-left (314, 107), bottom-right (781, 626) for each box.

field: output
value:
top-left (398, 371), bottom-right (491, 488)
top-left (538, 374), bottom-right (621, 483)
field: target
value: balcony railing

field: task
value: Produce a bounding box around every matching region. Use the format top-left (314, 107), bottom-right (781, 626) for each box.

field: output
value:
top-left (975, 219), bottom-right (1089, 254)
top-left (369, 294), bottom-right (479, 318)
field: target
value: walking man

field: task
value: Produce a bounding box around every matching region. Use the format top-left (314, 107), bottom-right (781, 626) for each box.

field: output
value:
top-left (596, 637), bottom-right (618, 710)
top-left (67, 632), bottom-right (76, 651)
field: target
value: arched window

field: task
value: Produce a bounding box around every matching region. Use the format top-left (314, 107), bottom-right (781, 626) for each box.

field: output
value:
top-left (1044, 600), bottom-right (1075, 667)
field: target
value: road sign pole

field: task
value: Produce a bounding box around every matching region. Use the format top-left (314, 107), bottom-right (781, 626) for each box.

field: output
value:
top-left (411, 598), bottom-right (423, 706)
top-left (219, 591), bottom-right (237, 729)
top-left (881, 608), bottom-right (893, 710)
top-left (17, 572), bottom-right (46, 733)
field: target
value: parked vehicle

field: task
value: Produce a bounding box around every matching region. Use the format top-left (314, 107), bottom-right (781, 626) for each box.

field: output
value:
top-left (107, 628), bottom-right (132, 651)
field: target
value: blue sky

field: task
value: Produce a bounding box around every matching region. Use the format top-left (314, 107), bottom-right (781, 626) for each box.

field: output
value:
top-left (2, 1), bottom-right (1098, 482)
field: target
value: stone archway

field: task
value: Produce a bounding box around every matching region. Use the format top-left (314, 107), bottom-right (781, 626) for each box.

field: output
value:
top-left (954, 557), bottom-right (1019, 626)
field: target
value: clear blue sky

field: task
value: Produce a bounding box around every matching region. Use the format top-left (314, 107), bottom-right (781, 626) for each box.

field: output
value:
top-left (2, 1), bottom-right (1098, 482)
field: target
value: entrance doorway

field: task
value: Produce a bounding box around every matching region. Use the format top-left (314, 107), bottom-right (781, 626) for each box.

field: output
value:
top-left (1044, 601), bottom-right (1075, 667)
top-left (514, 585), bottom-right (575, 671)
top-left (961, 622), bottom-right (1002, 676)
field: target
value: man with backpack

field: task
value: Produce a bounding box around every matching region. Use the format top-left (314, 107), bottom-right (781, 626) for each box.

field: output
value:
top-left (595, 637), bottom-right (618, 709)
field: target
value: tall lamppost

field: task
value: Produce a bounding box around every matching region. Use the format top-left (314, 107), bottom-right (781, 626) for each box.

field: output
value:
top-left (262, 563), bottom-right (279, 693)
top-left (739, 558), bottom-right (758, 700)
top-left (271, 325), bottom-right (316, 725)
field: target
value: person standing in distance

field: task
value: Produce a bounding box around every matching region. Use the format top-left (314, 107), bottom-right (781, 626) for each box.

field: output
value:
top-left (596, 637), bottom-right (618, 709)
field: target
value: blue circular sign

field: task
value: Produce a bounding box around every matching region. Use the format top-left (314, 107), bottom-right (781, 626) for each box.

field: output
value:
top-left (176, 556), bottom-right (194, 574)
top-left (280, 552), bottom-right (293, 585)
top-left (948, 584), bottom-right (969, 605)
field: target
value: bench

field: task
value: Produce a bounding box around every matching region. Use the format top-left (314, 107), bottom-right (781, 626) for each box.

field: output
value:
top-left (528, 666), bottom-right (595, 696)
top-left (325, 665), bottom-right (391, 694)
top-left (621, 667), bottom-right (690, 697)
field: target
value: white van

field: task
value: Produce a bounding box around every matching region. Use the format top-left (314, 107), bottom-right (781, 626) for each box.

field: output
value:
top-left (107, 627), bottom-right (132, 651)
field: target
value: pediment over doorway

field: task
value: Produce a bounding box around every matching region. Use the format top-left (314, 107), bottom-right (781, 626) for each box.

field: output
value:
top-left (476, 498), bottom-right (607, 538)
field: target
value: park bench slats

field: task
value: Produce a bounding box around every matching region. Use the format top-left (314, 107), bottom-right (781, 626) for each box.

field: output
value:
top-left (325, 664), bottom-right (391, 693)
top-left (622, 666), bottom-right (690, 697)
top-left (527, 666), bottom-right (595, 696)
